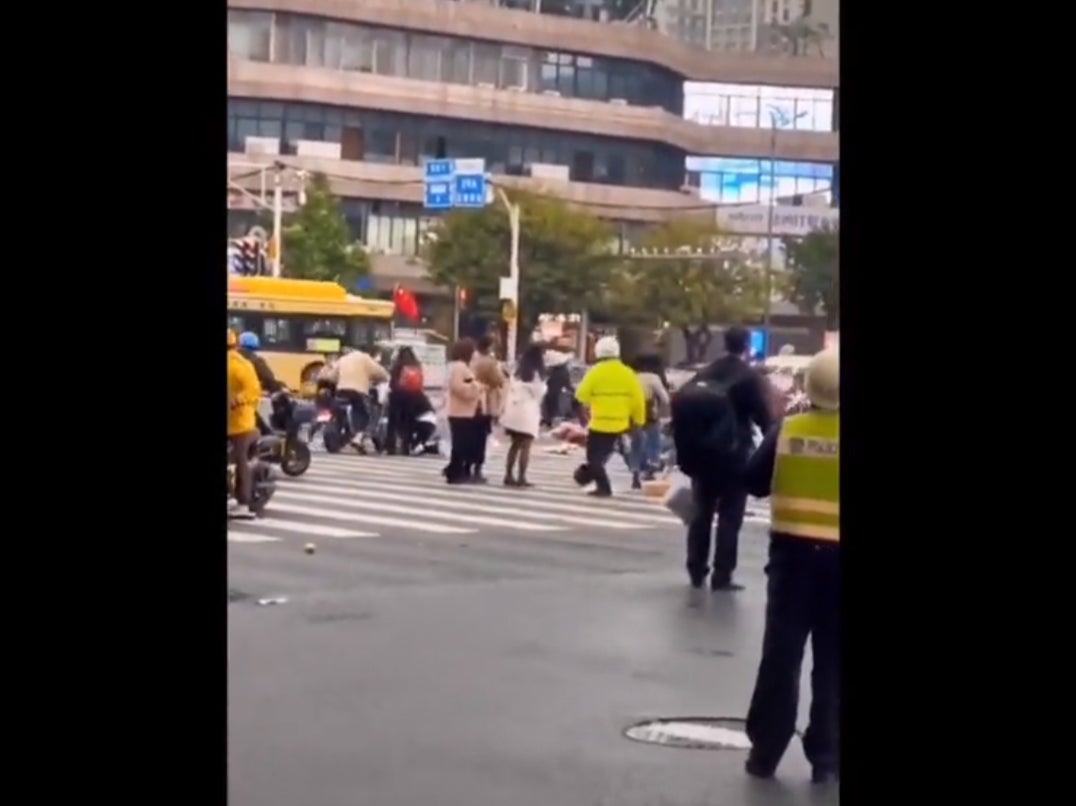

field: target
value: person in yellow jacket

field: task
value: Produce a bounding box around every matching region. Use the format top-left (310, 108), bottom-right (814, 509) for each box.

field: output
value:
top-left (228, 329), bottom-right (263, 512)
top-left (740, 349), bottom-right (839, 784)
top-left (574, 336), bottom-right (646, 497)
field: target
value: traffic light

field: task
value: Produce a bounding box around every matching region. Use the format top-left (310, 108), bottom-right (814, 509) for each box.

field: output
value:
top-left (229, 238), bottom-right (266, 276)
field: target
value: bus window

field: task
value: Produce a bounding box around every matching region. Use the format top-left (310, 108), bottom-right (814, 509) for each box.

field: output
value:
top-left (262, 317), bottom-right (293, 348)
top-left (228, 315), bottom-right (247, 333)
top-left (349, 319), bottom-right (392, 348)
top-left (303, 318), bottom-right (348, 338)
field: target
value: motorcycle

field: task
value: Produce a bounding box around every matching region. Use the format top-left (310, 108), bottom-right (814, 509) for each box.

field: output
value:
top-left (250, 391), bottom-right (314, 476)
top-left (227, 447), bottom-right (275, 517)
top-left (316, 388), bottom-right (382, 455)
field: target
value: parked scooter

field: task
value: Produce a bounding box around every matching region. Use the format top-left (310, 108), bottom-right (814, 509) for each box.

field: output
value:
top-left (250, 391), bottom-right (314, 476)
top-left (316, 388), bottom-right (381, 454)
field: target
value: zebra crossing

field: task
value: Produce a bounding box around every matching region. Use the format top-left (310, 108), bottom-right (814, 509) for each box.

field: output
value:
top-left (227, 449), bottom-right (772, 546)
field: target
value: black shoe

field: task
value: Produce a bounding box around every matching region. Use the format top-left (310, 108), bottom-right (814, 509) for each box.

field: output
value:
top-left (744, 753), bottom-right (777, 779)
top-left (711, 576), bottom-right (744, 592)
top-left (587, 489), bottom-right (612, 498)
top-left (631, 473), bottom-right (642, 490)
top-left (503, 476), bottom-right (518, 487)
top-left (811, 766), bottom-right (838, 784)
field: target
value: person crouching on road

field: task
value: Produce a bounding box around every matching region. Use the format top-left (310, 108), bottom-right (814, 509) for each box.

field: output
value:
top-left (574, 336), bottom-right (646, 497)
top-left (228, 329), bottom-right (263, 514)
top-left (500, 343), bottom-right (546, 487)
top-left (444, 338), bottom-right (482, 484)
top-left (741, 349), bottom-right (840, 784)
top-left (471, 335), bottom-right (507, 483)
top-left (320, 346), bottom-right (389, 447)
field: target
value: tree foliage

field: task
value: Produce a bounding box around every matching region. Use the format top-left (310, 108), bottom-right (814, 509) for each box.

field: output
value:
top-left (783, 224), bottom-right (838, 329)
top-left (606, 218), bottom-right (768, 363)
top-left (281, 172), bottom-right (370, 287)
top-left (424, 190), bottom-right (614, 341)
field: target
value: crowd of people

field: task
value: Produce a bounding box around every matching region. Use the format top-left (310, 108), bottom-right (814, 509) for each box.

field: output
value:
top-left (228, 325), bottom-right (840, 783)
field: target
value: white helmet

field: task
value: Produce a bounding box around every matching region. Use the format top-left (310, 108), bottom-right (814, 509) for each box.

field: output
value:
top-left (594, 336), bottom-right (620, 360)
top-left (804, 349), bottom-right (839, 411)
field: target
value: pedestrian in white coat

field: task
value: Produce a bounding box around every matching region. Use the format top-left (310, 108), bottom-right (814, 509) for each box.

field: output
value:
top-left (500, 343), bottom-right (546, 487)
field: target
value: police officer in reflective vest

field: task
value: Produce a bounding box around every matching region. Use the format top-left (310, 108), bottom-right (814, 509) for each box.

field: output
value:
top-left (740, 348), bottom-right (839, 783)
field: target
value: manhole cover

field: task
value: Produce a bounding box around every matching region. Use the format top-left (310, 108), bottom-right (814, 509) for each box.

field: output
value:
top-left (624, 717), bottom-right (751, 750)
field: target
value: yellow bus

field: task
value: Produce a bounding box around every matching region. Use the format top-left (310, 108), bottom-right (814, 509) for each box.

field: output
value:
top-left (227, 276), bottom-right (395, 392)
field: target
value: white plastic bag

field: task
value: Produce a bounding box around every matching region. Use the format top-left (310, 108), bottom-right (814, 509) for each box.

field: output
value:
top-left (662, 478), bottom-right (697, 526)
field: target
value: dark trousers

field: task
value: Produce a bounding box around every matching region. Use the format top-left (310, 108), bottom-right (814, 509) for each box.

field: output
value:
top-left (337, 389), bottom-right (369, 435)
top-left (585, 430), bottom-right (620, 494)
top-left (386, 390), bottom-right (419, 453)
top-left (445, 417), bottom-right (474, 481)
top-left (746, 538), bottom-right (840, 771)
top-left (228, 430), bottom-right (258, 506)
top-left (686, 476), bottom-right (748, 583)
top-left (470, 414), bottom-right (492, 473)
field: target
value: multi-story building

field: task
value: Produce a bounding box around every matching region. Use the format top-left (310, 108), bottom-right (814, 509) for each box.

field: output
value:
top-left (654, 0), bottom-right (837, 54)
top-left (226, 0), bottom-right (838, 293)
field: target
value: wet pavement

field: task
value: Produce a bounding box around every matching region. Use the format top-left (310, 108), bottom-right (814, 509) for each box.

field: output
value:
top-left (229, 485), bottom-right (835, 806)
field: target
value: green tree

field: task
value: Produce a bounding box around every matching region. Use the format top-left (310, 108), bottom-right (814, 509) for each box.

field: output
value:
top-left (281, 172), bottom-right (370, 287)
top-left (783, 224), bottom-right (838, 329)
top-left (425, 190), bottom-right (614, 345)
top-left (607, 218), bottom-right (767, 364)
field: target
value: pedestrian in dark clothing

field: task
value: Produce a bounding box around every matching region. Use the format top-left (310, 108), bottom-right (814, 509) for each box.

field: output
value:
top-left (542, 357), bottom-right (573, 426)
top-left (741, 349), bottom-right (839, 784)
top-left (680, 326), bottom-right (775, 591)
top-left (386, 346), bottom-right (423, 455)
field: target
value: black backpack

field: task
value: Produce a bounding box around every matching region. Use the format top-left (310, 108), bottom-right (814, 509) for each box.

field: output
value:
top-left (670, 377), bottom-right (742, 478)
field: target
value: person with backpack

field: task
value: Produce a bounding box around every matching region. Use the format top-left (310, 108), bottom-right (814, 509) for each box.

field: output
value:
top-left (671, 326), bottom-right (775, 591)
top-left (386, 345), bottom-right (424, 455)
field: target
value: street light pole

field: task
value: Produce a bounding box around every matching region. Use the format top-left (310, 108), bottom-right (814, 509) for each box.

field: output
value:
top-left (495, 187), bottom-right (521, 365)
top-left (271, 161), bottom-right (284, 278)
top-left (762, 115), bottom-right (778, 345)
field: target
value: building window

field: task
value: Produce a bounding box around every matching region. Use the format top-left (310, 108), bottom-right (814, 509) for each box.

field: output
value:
top-left (228, 10), bottom-right (272, 62)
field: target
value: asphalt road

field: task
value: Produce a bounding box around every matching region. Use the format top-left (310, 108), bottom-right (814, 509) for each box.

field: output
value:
top-left (228, 450), bottom-right (834, 806)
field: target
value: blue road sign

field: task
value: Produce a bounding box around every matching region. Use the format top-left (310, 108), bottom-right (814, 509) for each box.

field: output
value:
top-left (424, 158), bottom-right (455, 210)
top-left (453, 173), bottom-right (486, 208)
top-left (423, 157), bottom-right (488, 211)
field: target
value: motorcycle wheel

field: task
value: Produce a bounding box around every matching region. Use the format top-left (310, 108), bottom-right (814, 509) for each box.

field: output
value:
top-left (322, 423), bottom-right (344, 454)
top-left (281, 440), bottom-right (312, 476)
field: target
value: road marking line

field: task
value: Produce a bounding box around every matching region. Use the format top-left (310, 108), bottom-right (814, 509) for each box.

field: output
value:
top-left (248, 518), bottom-right (379, 538)
top-left (228, 531), bottom-right (282, 543)
top-left (297, 473), bottom-right (681, 525)
top-left (266, 500), bottom-right (476, 534)
top-left (273, 490), bottom-right (560, 533)
top-left (287, 480), bottom-right (650, 531)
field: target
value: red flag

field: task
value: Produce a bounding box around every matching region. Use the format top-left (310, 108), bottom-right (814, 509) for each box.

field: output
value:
top-left (393, 285), bottom-right (420, 322)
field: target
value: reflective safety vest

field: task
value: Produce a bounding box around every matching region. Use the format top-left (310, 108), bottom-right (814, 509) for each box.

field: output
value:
top-left (770, 410), bottom-right (839, 543)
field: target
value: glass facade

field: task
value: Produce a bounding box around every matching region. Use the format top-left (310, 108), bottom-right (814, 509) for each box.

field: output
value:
top-left (454, 0), bottom-right (638, 21)
top-left (686, 156), bottom-right (834, 204)
top-left (228, 99), bottom-right (687, 189)
top-left (228, 11), bottom-right (684, 115)
top-left (683, 82), bottom-right (835, 132)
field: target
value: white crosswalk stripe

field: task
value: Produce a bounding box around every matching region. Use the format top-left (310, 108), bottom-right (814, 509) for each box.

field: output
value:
top-left (228, 450), bottom-right (771, 545)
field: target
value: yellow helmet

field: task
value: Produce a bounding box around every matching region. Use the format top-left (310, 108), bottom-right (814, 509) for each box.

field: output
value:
top-left (227, 329), bottom-right (238, 349)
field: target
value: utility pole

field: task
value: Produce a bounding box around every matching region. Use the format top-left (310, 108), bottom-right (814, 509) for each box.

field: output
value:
top-left (271, 161), bottom-right (284, 278)
top-left (495, 187), bottom-right (522, 365)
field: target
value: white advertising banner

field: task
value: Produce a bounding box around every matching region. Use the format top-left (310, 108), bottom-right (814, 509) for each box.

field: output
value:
top-left (717, 205), bottom-right (839, 237)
